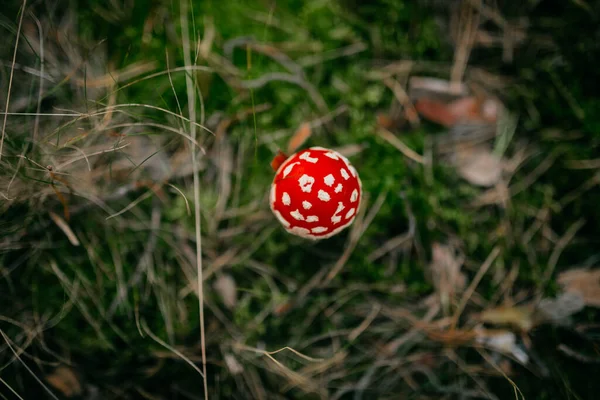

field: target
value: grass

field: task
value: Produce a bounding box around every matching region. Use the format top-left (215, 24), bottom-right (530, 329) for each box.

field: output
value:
top-left (1, 0), bottom-right (600, 399)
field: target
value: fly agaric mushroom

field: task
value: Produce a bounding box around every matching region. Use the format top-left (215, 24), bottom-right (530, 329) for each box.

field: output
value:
top-left (270, 146), bottom-right (362, 239)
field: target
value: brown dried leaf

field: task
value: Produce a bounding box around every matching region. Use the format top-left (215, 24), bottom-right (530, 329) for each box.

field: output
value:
top-left (428, 243), bottom-right (466, 313)
top-left (456, 145), bottom-right (503, 187)
top-left (287, 122), bottom-right (312, 154)
top-left (479, 305), bottom-right (535, 332)
top-left (558, 268), bottom-right (600, 307)
top-left (536, 292), bottom-right (586, 323)
top-left (45, 366), bottom-right (82, 398)
top-left (224, 353), bottom-right (244, 375)
top-left (414, 95), bottom-right (499, 127)
top-left (214, 274), bottom-right (237, 310)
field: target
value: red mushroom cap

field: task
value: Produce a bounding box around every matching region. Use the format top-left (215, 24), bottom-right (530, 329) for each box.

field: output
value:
top-left (269, 146), bottom-right (362, 240)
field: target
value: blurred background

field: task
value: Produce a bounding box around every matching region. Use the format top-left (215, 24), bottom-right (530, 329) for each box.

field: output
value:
top-left (1, 0), bottom-right (600, 398)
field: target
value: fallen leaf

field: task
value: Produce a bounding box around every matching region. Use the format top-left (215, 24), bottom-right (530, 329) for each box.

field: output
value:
top-left (224, 353), bottom-right (244, 375)
top-left (376, 112), bottom-right (398, 130)
top-left (287, 122), bottom-right (312, 154)
top-left (536, 292), bottom-right (585, 324)
top-left (414, 98), bottom-right (458, 127)
top-left (49, 211), bottom-right (80, 246)
top-left (428, 243), bottom-right (466, 314)
top-left (414, 96), bottom-right (499, 127)
top-left (214, 274), bottom-right (237, 310)
top-left (557, 268), bottom-right (600, 307)
top-left (456, 145), bottom-right (503, 187)
top-left (45, 366), bottom-right (82, 398)
top-left (479, 305), bottom-right (535, 332)
top-left (271, 150), bottom-right (289, 171)
top-left (475, 329), bottom-right (529, 364)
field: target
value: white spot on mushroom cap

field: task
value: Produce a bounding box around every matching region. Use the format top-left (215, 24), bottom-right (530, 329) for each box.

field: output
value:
top-left (282, 192), bottom-right (291, 206)
top-left (311, 227), bottom-right (328, 233)
top-left (306, 215), bottom-right (319, 222)
top-left (345, 208), bottom-right (355, 220)
top-left (350, 189), bottom-right (358, 202)
top-left (331, 202), bottom-right (345, 224)
top-left (290, 226), bottom-right (311, 236)
top-left (298, 174), bottom-right (315, 193)
top-left (283, 162), bottom-right (299, 178)
top-left (299, 151), bottom-right (319, 163)
top-left (340, 168), bottom-right (350, 180)
top-left (302, 200), bottom-right (312, 210)
top-left (335, 183), bottom-right (343, 193)
top-left (290, 210), bottom-right (305, 221)
top-left (324, 174), bottom-right (335, 187)
top-left (317, 189), bottom-right (331, 202)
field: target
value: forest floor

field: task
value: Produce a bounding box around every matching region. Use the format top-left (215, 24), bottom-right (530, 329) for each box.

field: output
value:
top-left (1, 0), bottom-right (600, 399)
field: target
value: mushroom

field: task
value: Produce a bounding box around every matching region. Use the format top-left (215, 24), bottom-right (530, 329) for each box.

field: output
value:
top-left (269, 146), bottom-right (362, 239)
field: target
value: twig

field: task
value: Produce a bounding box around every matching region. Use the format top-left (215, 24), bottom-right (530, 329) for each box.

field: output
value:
top-left (450, 246), bottom-right (501, 329)
top-left (376, 127), bottom-right (425, 164)
top-left (382, 77), bottom-right (420, 127)
top-left (539, 218), bottom-right (585, 293)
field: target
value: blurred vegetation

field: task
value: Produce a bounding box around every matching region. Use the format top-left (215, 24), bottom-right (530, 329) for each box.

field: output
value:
top-left (1, 0), bottom-right (599, 399)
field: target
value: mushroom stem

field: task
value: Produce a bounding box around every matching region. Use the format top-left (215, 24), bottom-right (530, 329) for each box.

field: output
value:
top-left (271, 150), bottom-right (289, 171)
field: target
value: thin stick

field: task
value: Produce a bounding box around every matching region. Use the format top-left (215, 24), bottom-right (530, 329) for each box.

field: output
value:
top-left (450, 246), bottom-right (500, 329)
top-left (180, 0), bottom-right (208, 398)
top-left (376, 127), bottom-right (425, 164)
top-left (0, 0), bottom-right (27, 162)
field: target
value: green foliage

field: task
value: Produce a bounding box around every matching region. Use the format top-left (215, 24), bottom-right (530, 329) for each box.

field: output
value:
top-left (1, 0), bottom-right (600, 399)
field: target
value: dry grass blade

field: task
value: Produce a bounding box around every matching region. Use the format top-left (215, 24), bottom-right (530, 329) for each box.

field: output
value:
top-left (48, 212), bottom-right (80, 246)
top-left (450, 0), bottom-right (480, 92)
top-left (376, 127), bottom-right (425, 164)
top-left (540, 218), bottom-right (585, 291)
top-left (383, 77), bottom-right (420, 127)
top-left (451, 246), bottom-right (501, 329)
top-left (0, 330), bottom-right (60, 400)
top-left (0, 377), bottom-right (25, 400)
top-left (140, 320), bottom-right (204, 378)
top-left (0, 0), bottom-right (27, 163)
top-left (180, 0), bottom-right (208, 397)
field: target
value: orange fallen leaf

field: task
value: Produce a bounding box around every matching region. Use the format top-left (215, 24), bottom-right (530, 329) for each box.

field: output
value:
top-left (271, 150), bottom-right (289, 171)
top-left (415, 96), bottom-right (499, 127)
top-left (415, 98), bottom-right (458, 127)
top-left (287, 122), bottom-right (312, 154)
top-left (45, 366), bottom-right (82, 398)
